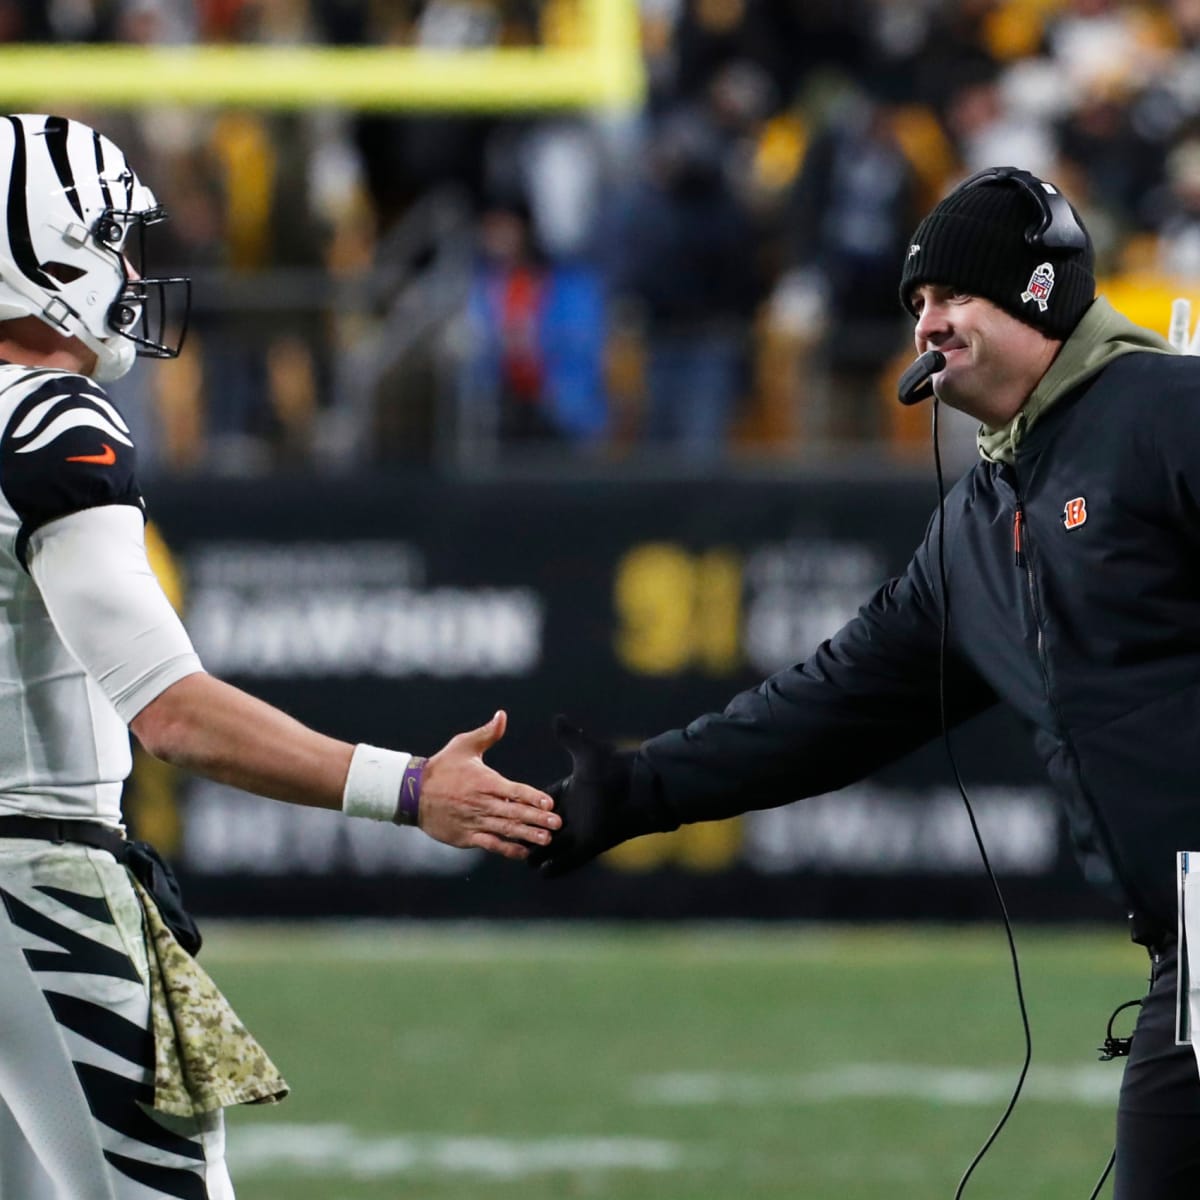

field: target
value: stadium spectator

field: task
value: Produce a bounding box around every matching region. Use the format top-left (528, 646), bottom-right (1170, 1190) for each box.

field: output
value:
top-left (113, 0), bottom-right (199, 45)
top-left (891, 0), bottom-right (1002, 117)
top-left (1155, 128), bottom-right (1200, 277)
top-left (463, 197), bottom-right (607, 445)
top-left (610, 102), bottom-right (763, 460)
top-left (1055, 78), bottom-right (1167, 231)
top-left (536, 166), bottom-right (1200, 1199)
top-left (0, 0), bottom-right (50, 39)
top-left (654, 0), bottom-right (864, 119)
top-left (940, 58), bottom-right (1057, 177)
top-left (775, 83), bottom-right (923, 441)
top-left (0, 113), bottom-right (557, 1198)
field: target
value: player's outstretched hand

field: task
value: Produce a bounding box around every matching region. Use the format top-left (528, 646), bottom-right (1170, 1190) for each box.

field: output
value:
top-left (528, 715), bottom-right (641, 878)
top-left (420, 711), bottom-right (560, 861)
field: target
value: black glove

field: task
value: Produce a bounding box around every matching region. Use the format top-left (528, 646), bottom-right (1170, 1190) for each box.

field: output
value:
top-left (530, 715), bottom-right (642, 878)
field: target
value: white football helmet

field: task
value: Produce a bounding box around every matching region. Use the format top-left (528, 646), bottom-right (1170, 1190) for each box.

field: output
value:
top-left (0, 113), bottom-right (190, 382)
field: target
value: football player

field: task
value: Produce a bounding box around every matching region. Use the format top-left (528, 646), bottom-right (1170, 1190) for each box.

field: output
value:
top-left (0, 113), bottom-right (558, 1198)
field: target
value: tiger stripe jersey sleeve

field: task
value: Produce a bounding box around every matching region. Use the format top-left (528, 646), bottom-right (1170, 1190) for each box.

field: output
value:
top-left (0, 369), bottom-right (142, 569)
top-left (0, 364), bottom-right (151, 823)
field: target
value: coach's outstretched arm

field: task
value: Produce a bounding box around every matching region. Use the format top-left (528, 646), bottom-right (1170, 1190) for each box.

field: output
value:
top-left (534, 529), bottom-right (998, 876)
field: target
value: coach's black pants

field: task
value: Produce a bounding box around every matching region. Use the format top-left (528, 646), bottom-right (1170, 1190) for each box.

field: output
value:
top-left (1114, 943), bottom-right (1200, 1199)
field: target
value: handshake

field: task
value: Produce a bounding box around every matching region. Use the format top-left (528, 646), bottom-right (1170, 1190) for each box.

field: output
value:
top-left (527, 717), bottom-right (650, 878)
top-left (407, 709), bottom-right (675, 872)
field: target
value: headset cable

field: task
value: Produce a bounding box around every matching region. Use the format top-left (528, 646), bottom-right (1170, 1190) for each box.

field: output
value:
top-left (929, 398), bottom-right (1035, 1200)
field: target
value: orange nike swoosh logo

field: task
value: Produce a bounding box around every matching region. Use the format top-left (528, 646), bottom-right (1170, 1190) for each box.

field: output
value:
top-left (66, 443), bottom-right (116, 465)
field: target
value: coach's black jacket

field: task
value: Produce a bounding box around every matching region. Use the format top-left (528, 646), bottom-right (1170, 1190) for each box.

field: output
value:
top-left (631, 298), bottom-right (1199, 932)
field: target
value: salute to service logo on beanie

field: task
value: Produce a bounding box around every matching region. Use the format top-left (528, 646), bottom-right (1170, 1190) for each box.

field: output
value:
top-left (899, 169), bottom-right (1095, 339)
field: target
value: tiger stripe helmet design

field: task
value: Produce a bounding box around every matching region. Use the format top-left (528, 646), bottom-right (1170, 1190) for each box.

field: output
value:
top-left (0, 114), bottom-right (190, 382)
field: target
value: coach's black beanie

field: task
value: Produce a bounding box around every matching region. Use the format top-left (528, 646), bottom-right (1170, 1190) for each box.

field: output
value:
top-left (898, 171), bottom-right (1095, 339)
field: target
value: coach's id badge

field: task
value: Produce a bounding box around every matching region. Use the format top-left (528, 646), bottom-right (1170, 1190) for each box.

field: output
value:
top-left (1177, 852), bottom-right (1200, 1053)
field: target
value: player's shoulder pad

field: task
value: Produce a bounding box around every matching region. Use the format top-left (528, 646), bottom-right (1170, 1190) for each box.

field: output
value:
top-left (0, 370), bottom-right (143, 566)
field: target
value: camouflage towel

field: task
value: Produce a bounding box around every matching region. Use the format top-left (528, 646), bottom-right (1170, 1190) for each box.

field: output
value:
top-left (131, 877), bottom-right (289, 1117)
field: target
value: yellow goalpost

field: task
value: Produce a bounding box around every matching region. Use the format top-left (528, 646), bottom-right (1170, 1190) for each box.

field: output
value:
top-left (0, 0), bottom-right (643, 112)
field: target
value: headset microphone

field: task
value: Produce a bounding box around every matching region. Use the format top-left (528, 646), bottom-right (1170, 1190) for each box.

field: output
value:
top-left (897, 349), bottom-right (946, 406)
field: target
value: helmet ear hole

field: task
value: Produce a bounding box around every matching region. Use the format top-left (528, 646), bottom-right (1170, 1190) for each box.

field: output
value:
top-left (42, 261), bottom-right (86, 284)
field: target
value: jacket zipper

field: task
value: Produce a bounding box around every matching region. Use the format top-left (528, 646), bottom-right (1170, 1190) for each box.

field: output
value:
top-left (1016, 502), bottom-right (1047, 674)
top-left (1013, 489), bottom-right (1146, 918)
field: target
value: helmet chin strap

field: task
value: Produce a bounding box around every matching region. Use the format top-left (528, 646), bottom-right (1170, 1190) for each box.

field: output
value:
top-left (88, 334), bottom-right (135, 383)
top-left (22, 303), bottom-right (136, 382)
top-left (0, 276), bottom-right (128, 379)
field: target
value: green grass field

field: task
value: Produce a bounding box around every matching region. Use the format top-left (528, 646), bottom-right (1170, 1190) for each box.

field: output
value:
top-left (203, 923), bottom-right (1151, 1200)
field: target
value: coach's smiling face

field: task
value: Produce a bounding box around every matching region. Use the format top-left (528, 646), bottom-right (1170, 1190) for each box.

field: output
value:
top-left (909, 283), bottom-right (1063, 428)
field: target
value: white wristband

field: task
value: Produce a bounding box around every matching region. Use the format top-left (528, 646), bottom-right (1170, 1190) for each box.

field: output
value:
top-left (342, 744), bottom-right (412, 822)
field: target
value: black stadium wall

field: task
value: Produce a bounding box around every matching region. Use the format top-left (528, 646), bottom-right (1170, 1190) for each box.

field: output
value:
top-left (134, 474), bottom-right (1119, 926)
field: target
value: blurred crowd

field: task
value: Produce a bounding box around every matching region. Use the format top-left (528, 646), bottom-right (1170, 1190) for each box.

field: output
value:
top-left (13, 0), bottom-right (1200, 474)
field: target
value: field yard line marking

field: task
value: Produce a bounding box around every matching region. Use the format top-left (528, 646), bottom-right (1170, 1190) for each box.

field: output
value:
top-left (197, 921), bottom-right (1142, 971)
top-left (226, 1124), bottom-right (697, 1178)
top-left (632, 1063), bottom-right (1121, 1108)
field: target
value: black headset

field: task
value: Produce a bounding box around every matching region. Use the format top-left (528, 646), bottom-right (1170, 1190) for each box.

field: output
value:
top-left (897, 167), bottom-right (1089, 406)
top-left (955, 166), bottom-right (1090, 254)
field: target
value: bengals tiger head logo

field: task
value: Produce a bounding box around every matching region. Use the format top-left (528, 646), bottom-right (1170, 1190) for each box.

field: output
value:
top-left (1062, 497), bottom-right (1087, 529)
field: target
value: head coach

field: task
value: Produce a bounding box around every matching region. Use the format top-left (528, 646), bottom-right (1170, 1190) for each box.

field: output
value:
top-left (535, 166), bottom-right (1200, 1197)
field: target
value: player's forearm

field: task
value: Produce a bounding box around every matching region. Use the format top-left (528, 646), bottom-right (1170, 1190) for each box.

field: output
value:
top-left (130, 673), bottom-right (561, 860)
top-left (130, 672), bottom-right (353, 809)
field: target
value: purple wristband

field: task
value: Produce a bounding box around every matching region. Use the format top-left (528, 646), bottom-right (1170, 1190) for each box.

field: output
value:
top-left (396, 756), bottom-right (426, 826)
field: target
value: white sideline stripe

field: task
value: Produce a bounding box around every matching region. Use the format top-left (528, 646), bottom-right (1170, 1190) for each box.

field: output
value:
top-left (227, 1124), bottom-right (693, 1179)
top-left (632, 1063), bottom-right (1122, 1108)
